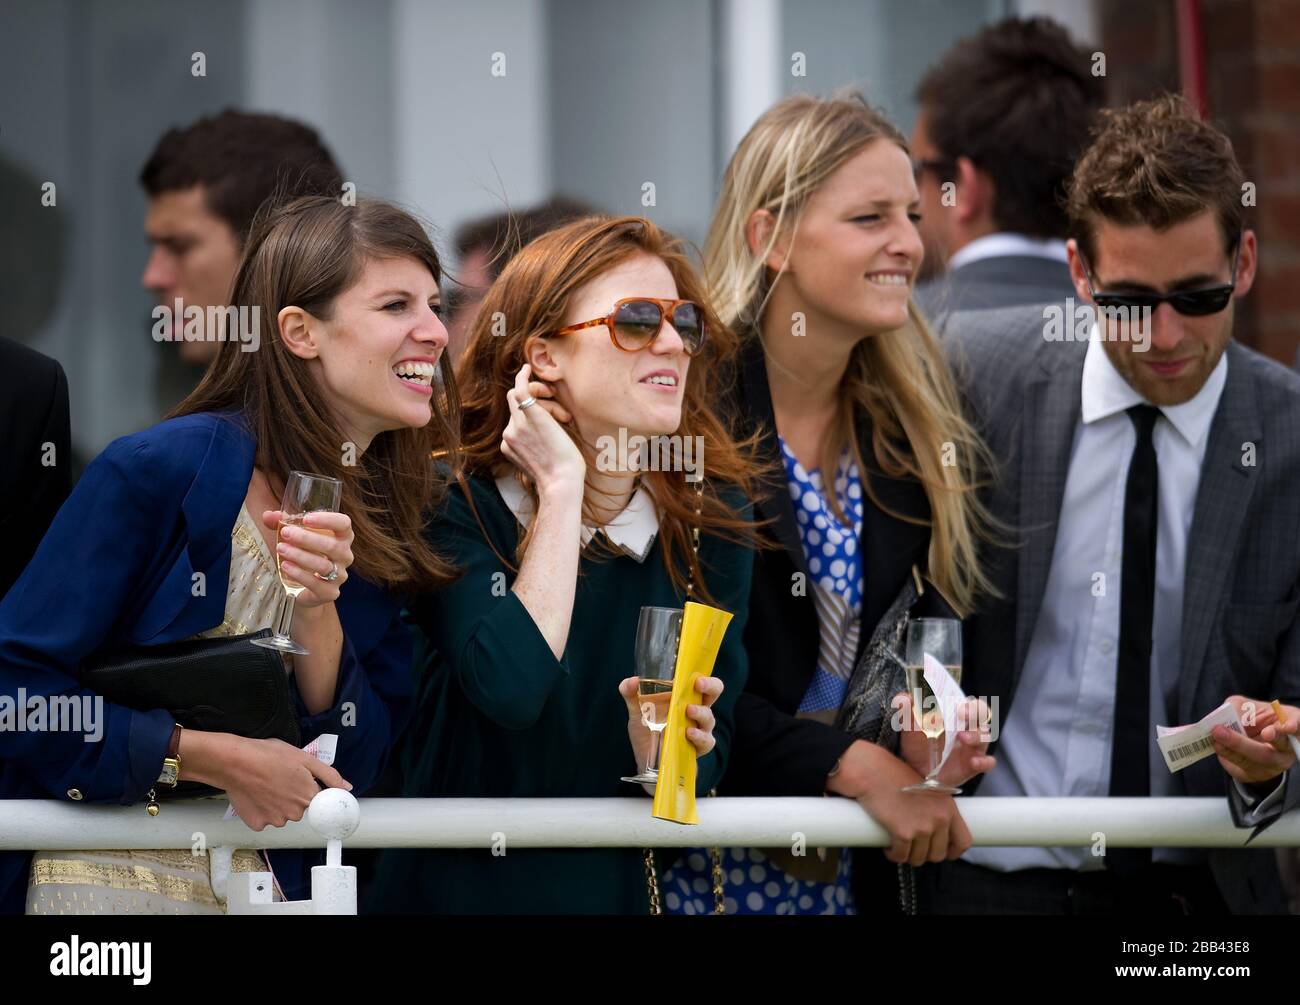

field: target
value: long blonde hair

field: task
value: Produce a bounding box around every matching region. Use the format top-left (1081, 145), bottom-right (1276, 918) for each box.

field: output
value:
top-left (704, 91), bottom-right (997, 615)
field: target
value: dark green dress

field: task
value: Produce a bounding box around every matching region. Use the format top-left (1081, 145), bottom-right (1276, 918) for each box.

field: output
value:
top-left (368, 473), bottom-right (752, 914)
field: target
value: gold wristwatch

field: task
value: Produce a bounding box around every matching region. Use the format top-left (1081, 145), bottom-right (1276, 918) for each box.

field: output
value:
top-left (146, 724), bottom-right (183, 816)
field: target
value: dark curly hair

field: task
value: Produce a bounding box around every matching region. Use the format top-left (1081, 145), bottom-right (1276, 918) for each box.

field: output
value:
top-left (916, 16), bottom-right (1105, 239)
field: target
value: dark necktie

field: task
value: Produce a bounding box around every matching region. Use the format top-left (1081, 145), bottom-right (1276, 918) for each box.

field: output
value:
top-left (1107, 404), bottom-right (1160, 875)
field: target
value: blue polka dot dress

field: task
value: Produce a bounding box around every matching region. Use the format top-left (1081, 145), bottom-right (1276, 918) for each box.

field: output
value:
top-left (662, 438), bottom-right (865, 915)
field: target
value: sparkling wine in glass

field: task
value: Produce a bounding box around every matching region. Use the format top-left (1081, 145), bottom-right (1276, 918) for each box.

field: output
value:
top-left (251, 470), bottom-right (342, 656)
top-left (621, 606), bottom-right (682, 785)
top-left (902, 617), bottom-right (963, 794)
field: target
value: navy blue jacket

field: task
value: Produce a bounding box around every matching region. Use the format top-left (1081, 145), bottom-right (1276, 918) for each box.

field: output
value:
top-left (0, 411), bottom-right (414, 912)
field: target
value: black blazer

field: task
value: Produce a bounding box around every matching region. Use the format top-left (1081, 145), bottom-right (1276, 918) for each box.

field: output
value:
top-left (721, 335), bottom-right (932, 799)
top-left (0, 337), bottom-right (70, 601)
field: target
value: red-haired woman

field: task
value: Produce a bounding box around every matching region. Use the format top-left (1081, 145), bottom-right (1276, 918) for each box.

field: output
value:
top-left (369, 216), bottom-right (763, 914)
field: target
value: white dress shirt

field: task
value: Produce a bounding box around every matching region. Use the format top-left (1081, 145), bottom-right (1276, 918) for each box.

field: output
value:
top-left (966, 331), bottom-right (1282, 872)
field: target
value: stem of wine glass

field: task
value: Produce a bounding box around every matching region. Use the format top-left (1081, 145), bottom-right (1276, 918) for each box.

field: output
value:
top-left (927, 735), bottom-right (941, 780)
top-left (645, 729), bottom-right (660, 777)
top-left (273, 589), bottom-right (297, 641)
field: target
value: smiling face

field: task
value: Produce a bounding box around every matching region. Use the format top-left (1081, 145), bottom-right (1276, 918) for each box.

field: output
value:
top-left (142, 186), bottom-right (243, 365)
top-left (1069, 211), bottom-right (1256, 407)
top-left (775, 138), bottom-right (924, 343)
top-left (528, 253), bottom-right (690, 444)
top-left (285, 255), bottom-right (449, 448)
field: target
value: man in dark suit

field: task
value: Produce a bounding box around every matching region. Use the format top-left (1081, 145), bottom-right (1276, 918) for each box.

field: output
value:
top-left (0, 337), bottom-right (71, 601)
top-left (924, 95), bottom-right (1300, 914)
top-left (910, 17), bottom-right (1104, 319)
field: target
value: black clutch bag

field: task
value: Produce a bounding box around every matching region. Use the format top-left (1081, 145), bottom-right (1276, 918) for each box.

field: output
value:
top-left (79, 628), bottom-right (302, 798)
top-left (834, 564), bottom-right (962, 915)
top-left (835, 565), bottom-right (961, 752)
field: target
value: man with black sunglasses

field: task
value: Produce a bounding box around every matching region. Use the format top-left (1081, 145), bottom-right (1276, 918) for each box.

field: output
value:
top-left (923, 94), bottom-right (1300, 915)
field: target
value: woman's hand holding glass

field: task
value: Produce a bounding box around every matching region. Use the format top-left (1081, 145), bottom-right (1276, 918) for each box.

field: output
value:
top-left (619, 675), bottom-right (724, 776)
top-left (264, 509), bottom-right (355, 608)
top-left (894, 692), bottom-right (996, 788)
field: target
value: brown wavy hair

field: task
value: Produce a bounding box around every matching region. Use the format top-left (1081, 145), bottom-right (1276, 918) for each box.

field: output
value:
top-left (171, 195), bottom-right (461, 593)
top-left (1066, 93), bottom-right (1245, 265)
top-left (454, 215), bottom-right (765, 605)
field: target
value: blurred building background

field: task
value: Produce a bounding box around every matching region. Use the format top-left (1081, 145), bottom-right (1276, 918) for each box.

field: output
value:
top-left (0, 0), bottom-right (1294, 459)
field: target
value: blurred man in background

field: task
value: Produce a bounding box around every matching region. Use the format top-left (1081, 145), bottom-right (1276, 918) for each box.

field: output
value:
top-left (139, 110), bottom-right (343, 378)
top-left (444, 196), bottom-right (598, 364)
top-left (912, 17), bottom-right (1105, 319)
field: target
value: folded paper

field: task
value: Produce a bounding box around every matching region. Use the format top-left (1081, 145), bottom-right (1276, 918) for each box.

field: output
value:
top-left (652, 601), bottom-right (733, 824)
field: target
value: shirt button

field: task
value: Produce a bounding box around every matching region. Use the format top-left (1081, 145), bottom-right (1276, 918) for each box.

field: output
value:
top-left (1100, 640), bottom-right (1114, 655)
top-left (66, 788), bottom-right (83, 801)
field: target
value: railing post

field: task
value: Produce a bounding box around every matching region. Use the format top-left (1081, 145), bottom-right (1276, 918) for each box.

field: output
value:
top-left (226, 788), bottom-right (360, 916)
top-left (308, 788), bottom-right (360, 915)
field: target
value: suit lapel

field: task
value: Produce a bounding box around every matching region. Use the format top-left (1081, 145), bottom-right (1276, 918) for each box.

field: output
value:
top-left (1179, 344), bottom-right (1261, 720)
top-left (1014, 351), bottom-right (1084, 678)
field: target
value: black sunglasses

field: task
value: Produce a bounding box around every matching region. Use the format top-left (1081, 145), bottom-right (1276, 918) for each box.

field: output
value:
top-left (1080, 240), bottom-right (1241, 317)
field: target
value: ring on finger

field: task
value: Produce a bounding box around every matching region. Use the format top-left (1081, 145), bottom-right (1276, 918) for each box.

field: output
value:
top-left (315, 561), bottom-right (340, 583)
top-left (517, 395), bottom-right (537, 411)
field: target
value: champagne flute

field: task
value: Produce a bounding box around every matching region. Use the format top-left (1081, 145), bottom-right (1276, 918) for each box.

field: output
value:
top-left (621, 606), bottom-right (682, 784)
top-left (251, 470), bottom-right (342, 656)
top-left (901, 617), bottom-right (963, 794)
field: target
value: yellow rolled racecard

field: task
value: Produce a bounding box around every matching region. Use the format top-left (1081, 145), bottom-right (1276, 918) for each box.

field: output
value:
top-left (651, 600), bottom-right (734, 824)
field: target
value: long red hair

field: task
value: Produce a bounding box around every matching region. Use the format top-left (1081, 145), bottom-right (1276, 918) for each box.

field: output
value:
top-left (453, 215), bottom-right (766, 604)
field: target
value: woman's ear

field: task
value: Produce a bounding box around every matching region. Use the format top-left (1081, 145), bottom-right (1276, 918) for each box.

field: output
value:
top-left (523, 336), bottom-right (563, 383)
top-left (278, 306), bottom-right (320, 360)
top-left (745, 208), bottom-right (791, 275)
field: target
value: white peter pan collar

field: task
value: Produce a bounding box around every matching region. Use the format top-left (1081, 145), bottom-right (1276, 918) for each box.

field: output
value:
top-left (494, 472), bottom-right (660, 563)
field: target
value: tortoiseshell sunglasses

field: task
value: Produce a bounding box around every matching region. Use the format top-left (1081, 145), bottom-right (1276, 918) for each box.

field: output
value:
top-left (552, 297), bottom-right (706, 355)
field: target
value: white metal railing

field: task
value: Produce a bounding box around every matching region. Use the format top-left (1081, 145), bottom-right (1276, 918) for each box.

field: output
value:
top-left (6, 794), bottom-right (1300, 850)
top-left (5, 793), bottom-right (1297, 913)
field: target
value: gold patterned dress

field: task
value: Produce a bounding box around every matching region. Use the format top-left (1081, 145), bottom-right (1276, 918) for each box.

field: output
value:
top-left (26, 504), bottom-right (291, 914)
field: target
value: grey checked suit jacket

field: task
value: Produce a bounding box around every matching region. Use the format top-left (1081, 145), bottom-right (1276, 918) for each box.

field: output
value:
top-left (943, 303), bottom-right (1300, 914)
top-left (914, 255), bottom-right (1076, 322)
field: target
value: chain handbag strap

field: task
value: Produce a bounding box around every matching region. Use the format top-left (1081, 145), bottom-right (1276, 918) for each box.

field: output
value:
top-left (645, 478), bottom-right (726, 915)
top-left (708, 815), bottom-right (726, 914)
top-left (644, 848), bottom-right (662, 915)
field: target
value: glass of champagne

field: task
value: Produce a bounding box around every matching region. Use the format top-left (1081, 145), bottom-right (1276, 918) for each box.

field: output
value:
top-left (902, 617), bottom-right (963, 794)
top-left (621, 606), bottom-right (682, 784)
top-left (251, 470), bottom-right (343, 656)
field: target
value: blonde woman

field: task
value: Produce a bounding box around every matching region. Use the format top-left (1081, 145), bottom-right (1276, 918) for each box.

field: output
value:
top-left (662, 93), bottom-right (998, 915)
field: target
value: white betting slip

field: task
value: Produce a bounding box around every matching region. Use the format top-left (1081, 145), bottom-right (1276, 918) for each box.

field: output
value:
top-left (1156, 702), bottom-right (1244, 773)
top-left (922, 652), bottom-right (966, 768)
